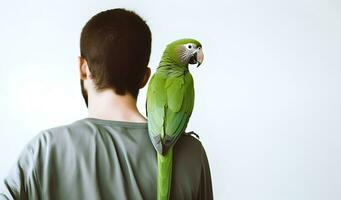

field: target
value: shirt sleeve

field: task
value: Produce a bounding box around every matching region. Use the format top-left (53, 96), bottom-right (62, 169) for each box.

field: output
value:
top-left (0, 133), bottom-right (43, 200)
top-left (198, 144), bottom-right (214, 200)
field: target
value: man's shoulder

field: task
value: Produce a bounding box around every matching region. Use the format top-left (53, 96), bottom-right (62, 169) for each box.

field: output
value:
top-left (174, 132), bottom-right (206, 160)
top-left (28, 118), bottom-right (94, 151)
top-left (41, 118), bottom-right (95, 136)
top-left (42, 118), bottom-right (89, 133)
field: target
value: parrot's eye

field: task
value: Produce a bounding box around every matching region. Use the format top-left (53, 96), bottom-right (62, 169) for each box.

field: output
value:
top-left (187, 44), bottom-right (192, 49)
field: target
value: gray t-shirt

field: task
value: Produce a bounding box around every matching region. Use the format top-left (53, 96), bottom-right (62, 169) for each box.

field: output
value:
top-left (0, 117), bottom-right (213, 200)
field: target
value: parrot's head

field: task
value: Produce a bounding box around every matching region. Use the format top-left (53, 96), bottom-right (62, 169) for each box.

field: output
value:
top-left (164, 38), bottom-right (204, 68)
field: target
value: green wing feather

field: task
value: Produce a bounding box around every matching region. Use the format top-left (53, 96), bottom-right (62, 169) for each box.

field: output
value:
top-left (147, 73), bottom-right (167, 141)
top-left (165, 72), bottom-right (194, 142)
top-left (147, 70), bottom-right (194, 154)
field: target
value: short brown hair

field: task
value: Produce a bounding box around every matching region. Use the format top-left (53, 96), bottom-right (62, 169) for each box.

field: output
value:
top-left (80, 8), bottom-right (152, 98)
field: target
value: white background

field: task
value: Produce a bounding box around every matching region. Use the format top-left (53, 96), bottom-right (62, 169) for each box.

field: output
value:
top-left (0, 0), bottom-right (340, 199)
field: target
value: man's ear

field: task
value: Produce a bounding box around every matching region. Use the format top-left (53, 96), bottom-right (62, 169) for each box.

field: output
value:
top-left (139, 67), bottom-right (151, 88)
top-left (79, 56), bottom-right (88, 80)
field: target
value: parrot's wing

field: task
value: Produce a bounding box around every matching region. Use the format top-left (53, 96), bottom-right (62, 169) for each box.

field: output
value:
top-left (147, 71), bottom-right (194, 155)
top-left (162, 72), bottom-right (194, 154)
top-left (147, 73), bottom-right (167, 153)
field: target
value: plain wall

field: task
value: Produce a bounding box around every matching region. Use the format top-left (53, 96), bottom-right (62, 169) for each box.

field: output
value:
top-left (0, 0), bottom-right (340, 199)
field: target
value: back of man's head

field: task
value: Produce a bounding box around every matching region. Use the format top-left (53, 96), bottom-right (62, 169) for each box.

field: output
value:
top-left (80, 8), bottom-right (152, 99)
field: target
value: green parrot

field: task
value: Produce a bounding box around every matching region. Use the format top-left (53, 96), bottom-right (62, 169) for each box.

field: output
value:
top-left (146, 38), bottom-right (204, 200)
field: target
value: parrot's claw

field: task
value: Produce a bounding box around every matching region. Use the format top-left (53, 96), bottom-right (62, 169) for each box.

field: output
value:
top-left (184, 131), bottom-right (200, 139)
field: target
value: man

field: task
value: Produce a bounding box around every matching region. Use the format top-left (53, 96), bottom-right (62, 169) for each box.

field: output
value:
top-left (0, 8), bottom-right (213, 200)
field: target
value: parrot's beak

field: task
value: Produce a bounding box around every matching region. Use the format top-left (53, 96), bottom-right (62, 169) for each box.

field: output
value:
top-left (196, 48), bottom-right (204, 68)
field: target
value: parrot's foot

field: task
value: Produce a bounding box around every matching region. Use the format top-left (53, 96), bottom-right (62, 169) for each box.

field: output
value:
top-left (184, 131), bottom-right (200, 139)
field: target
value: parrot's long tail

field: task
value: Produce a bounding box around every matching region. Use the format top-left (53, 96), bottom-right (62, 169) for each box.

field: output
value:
top-left (157, 147), bottom-right (173, 200)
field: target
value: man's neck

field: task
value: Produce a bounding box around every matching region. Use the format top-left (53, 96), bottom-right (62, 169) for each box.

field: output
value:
top-left (87, 89), bottom-right (147, 123)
